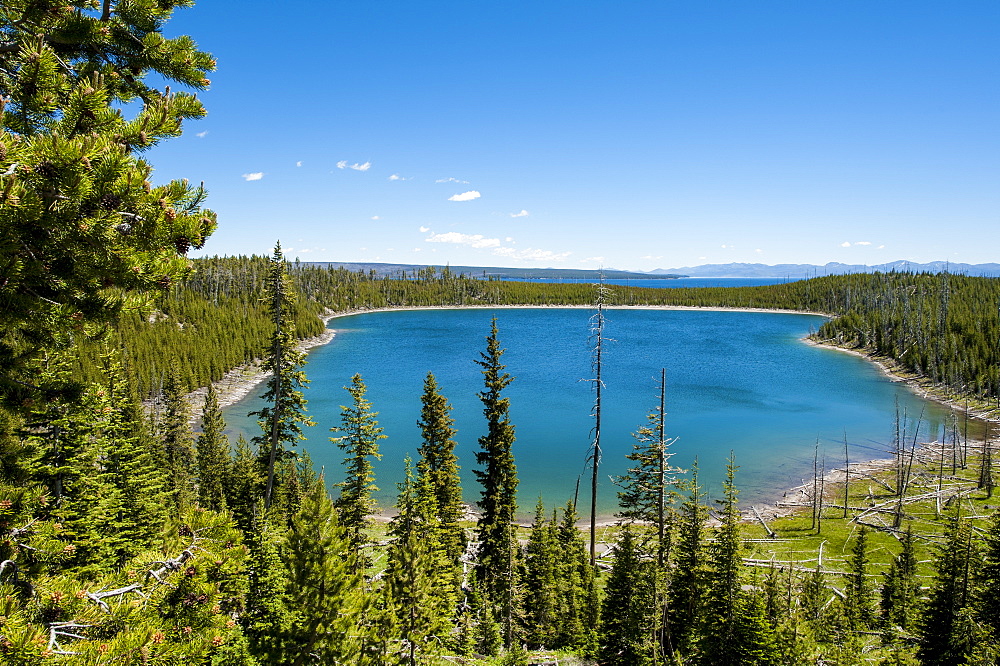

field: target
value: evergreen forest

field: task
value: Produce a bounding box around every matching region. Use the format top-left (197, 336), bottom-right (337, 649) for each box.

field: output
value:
top-left (1, 1), bottom-right (999, 664)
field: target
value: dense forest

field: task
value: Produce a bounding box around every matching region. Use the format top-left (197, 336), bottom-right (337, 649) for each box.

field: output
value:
top-left (2, 1), bottom-right (1000, 664)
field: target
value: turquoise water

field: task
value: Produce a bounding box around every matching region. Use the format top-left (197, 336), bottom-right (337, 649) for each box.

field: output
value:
top-left (222, 308), bottom-right (959, 516)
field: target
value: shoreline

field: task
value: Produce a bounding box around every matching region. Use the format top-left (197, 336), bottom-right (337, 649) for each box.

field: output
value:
top-left (185, 303), bottom-right (991, 524)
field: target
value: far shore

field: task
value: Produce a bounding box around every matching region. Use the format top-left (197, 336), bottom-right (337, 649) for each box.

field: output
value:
top-left (180, 302), bottom-right (993, 525)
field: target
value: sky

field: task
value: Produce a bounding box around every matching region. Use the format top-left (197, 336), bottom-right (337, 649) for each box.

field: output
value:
top-left (151, 1), bottom-right (999, 272)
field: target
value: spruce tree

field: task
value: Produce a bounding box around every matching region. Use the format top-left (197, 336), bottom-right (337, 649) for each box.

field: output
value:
top-left (844, 526), bottom-right (876, 630)
top-left (523, 499), bottom-right (559, 649)
top-left (599, 525), bottom-right (657, 665)
top-left (919, 510), bottom-right (983, 665)
top-left (616, 368), bottom-right (679, 566)
top-left (282, 477), bottom-right (373, 665)
top-left (226, 434), bottom-right (263, 535)
top-left (250, 241), bottom-right (314, 510)
top-left (473, 317), bottom-right (519, 611)
top-left (978, 509), bottom-right (1000, 645)
top-left (554, 498), bottom-right (599, 654)
top-left (415, 371), bottom-right (466, 570)
top-left (880, 526), bottom-right (919, 640)
top-left (196, 383), bottom-right (229, 511)
top-left (162, 360), bottom-right (196, 507)
top-left (330, 373), bottom-right (385, 566)
top-left (667, 459), bottom-right (708, 658)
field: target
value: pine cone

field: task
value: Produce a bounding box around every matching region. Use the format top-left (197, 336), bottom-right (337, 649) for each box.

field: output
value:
top-left (174, 236), bottom-right (190, 254)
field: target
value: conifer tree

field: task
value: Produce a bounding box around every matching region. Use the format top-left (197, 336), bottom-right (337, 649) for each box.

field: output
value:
top-left (243, 522), bottom-right (293, 661)
top-left (978, 509), bottom-right (1000, 645)
top-left (880, 526), bottom-right (919, 640)
top-left (385, 459), bottom-right (453, 665)
top-left (699, 454), bottom-right (776, 666)
top-left (196, 383), bottom-right (229, 511)
top-left (251, 242), bottom-right (314, 510)
top-left (616, 368), bottom-right (679, 566)
top-left (844, 526), bottom-right (876, 630)
top-left (226, 434), bottom-right (263, 535)
top-left (473, 317), bottom-right (519, 611)
top-left (667, 460), bottom-right (708, 658)
top-left (331, 372), bottom-right (385, 565)
top-left (919, 510), bottom-right (983, 665)
top-left (554, 498), bottom-right (599, 653)
top-left (415, 371), bottom-right (465, 570)
top-left (523, 498), bottom-right (559, 649)
top-left (0, 0), bottom-right (217, 409)
top-left (599, 525), bottom-right (657, 665)
top-left (282, 477), bottom-right (373, 665)
top-left (162, 360), bottom-right (196, 507)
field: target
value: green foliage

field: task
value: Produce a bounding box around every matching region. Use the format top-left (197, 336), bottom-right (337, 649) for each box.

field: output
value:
top-left (162, 359), bottom-right (196, 508)
top-left (474, 318), bottom-right (519, 612)
top-left (331, 372), bottom-right (385, 567)
top-left (599, 525), bottom-right (658, 665)
top-left (0, 0), bottom-right (217, 410)
top-left (196, 384), bottom-right (229, 511)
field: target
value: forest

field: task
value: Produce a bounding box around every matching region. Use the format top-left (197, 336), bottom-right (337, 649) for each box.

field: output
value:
top-left (2, 1), bottom-right (999, 664)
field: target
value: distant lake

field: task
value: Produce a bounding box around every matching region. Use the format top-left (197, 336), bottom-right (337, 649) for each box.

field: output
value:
top-left (511, 277), bottom-right (797, 289)
top-left (223, 308), bottom-right (961, 517)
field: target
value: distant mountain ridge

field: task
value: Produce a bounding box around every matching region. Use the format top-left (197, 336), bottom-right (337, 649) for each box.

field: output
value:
top-left (650, 260), bottom-right (1000, 278)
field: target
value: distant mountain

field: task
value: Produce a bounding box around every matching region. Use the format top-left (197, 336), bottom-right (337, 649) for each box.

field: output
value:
top-left (302, 261), bottom-right (684, 280)
top-left (650, 260), bottom-right (1000, 278)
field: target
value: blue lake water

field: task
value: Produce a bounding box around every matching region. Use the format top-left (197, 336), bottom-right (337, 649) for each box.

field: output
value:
top-left (222, 307), bottom-right (958, 517)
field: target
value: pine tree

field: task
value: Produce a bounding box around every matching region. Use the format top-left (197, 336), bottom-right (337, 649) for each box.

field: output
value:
top-left (196, 383), bottom-right (229, 511)
top-left (0, 0), bottom-right (217, 408)
top-left (473, 318), bottom-right (520, 617)
top-left (978, 509), bottom-right (1000, 645)
top-left (331, 373), bottom-right (385, 566)
top-left (250, 242), bottom-right (314, 510)
top-left (243, 522), bottom-right (293, 661)
top-left (554, 499), bottom-right (599, 654)
top-left (162, 360), bottom-right (196, 507)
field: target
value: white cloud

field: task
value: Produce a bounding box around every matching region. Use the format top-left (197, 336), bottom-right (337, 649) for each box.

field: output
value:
top-left (840, 241), bottom-right (852, 247)
top-left (448, 190), bottom-right (481, 202)
top-left (371, 216), bottom-right (380, 220)
top-left (755, 248), bottom-right (763, 254)
top-left (640, 255), bottom-right (662, 260)
top-left (505, 237), bottom-right (514, 242)
top-left (510, 209), bottom-right (529, 218)
top-left (242, 172), bottom-right (264, 181)
top-left (196, 130), bottom-right (208, 138)
top-left (299, 249), bottom-right (313, 253)
top-left (856, 241), bottom-right (872, 246)
top-left (436, 177), bottom-right (469, 184)
top-left (425, 231), bottom-right (500, 248)
top-left (296, 161), bottom-right (303, 167)
top-left (493, 247), bottom-right (572, 262)
top-left (419, 226), bottom-right (430, 233)
top-left (388, 173), bottom-right (410, 181)
top-left (337, 160), bottom-right (372, 171)
top-left (412, 247), bottom-right (422, 252)
top-left (877, 244), bottom-right (885, 249)
top-left (582, 256), bottom-right (606, 263)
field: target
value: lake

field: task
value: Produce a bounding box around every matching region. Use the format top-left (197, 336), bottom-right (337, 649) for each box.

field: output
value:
top-left (222, 307), bottom-right (960, 517)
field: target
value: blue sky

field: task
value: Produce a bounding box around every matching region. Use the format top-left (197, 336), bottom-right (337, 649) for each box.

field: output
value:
top-left (153, 1), bottom-right (999, 271)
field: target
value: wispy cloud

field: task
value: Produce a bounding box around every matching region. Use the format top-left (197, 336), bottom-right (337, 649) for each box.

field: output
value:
top-left (388, 174), bottom-right (410, 181)
top-left (419, 226), bottom-right (430, 233)
top-left (509, 209), bottom-right (529, 218)
top-left (242, 172), bottom-right (264, 181)
top-left (337, 160), bottom-right (372, 171)
top-left (296, 161), bottom-right (303, 167)
top-left (640, 255), bottom-right (662, 260)
top-left (493, 247), bottom-right (571, 262)
top-left (196, 130), bottom-right (208, 138)
top-left (855, 241), bottom-right (872, 246)
top-left (425, 231), bottom-right (500, 249)
top-left (371, 216), bottom-right (381, 220)
top-left (841, 241), bottom-right (873, 247)
top-left (582, 256), bottom-right (606, 263)
top-left (436, 177), bottom-right (469, 184)
top-left (448, 190), bottom-right (481, 202)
